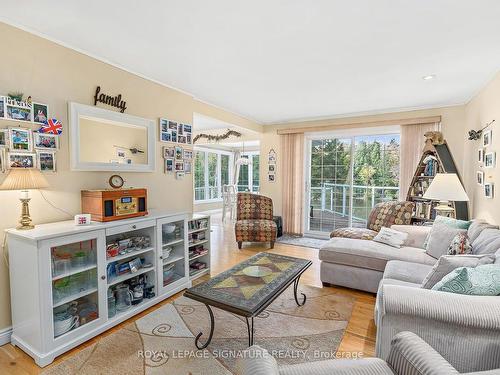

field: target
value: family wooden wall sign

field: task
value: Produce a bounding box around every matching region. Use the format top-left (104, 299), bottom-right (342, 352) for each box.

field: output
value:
top-left (93, 86), bottom-right (127, 113)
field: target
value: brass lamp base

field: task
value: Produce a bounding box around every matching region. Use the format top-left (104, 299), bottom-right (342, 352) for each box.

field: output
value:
top-left (17, 198), bottom-right (34, 230)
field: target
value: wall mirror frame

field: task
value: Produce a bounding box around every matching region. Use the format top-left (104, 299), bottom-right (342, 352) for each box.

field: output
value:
top-left (69, 102), bottom-right (156, 172)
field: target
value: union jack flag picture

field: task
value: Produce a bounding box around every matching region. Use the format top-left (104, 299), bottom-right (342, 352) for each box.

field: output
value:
top-left (38, 118), bottom-right (63, 135)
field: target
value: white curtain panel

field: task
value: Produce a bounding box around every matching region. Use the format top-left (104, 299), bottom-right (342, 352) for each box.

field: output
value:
top-left (399, 122), bottom-right (440, 201)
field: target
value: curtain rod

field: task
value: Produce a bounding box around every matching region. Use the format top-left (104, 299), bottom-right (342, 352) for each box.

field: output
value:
top-left (276, 115), bottom-right (442, 135)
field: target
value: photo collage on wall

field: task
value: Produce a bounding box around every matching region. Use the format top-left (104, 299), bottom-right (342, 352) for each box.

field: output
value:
top-left (477, 128), bottom-right (495, 199)
top-left (159, 118), bottom-right (192, 145)
top-left (162, 145), bottom-right (193, 179)
top-left (0, 95), bottom-right (60, 173)
top-left (267, 148), bottom-right (276, 183)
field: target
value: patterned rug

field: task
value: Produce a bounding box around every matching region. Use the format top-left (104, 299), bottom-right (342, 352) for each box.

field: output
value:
top-left (43, 285), bottom-right (355, 375)
top-left (276, 234), bottom-right (329, 249)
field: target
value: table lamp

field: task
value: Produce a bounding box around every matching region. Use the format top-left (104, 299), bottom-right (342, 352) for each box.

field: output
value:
top-left (0, 169), bottom-right (49, 230)
top-left (423, 173), bottom-right (469, 218)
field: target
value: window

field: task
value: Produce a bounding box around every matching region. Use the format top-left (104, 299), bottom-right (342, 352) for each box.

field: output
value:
top-left (237, 152), bottom-right (260, 192)
top-left (194, 148), bottom-right (233, 202)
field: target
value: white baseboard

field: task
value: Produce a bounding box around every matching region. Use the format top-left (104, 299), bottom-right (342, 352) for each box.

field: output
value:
top-left (0, 327), bottom-right (12, 346)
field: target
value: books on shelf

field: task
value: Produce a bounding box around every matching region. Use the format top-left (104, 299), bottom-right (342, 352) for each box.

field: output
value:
top-left (422, 155), bottom-right (438, 176)
top-left (413, 202), bottom-right (434, 220)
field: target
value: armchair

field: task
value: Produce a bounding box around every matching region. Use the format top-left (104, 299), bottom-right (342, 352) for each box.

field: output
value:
top-left (235, 193), bottom-right (277, 249)
top-left (330, 201), bottom-right (414, 239)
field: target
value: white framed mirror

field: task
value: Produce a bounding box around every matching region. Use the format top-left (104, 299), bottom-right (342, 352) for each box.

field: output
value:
top-left (69, 102), bottom-right (156, 172)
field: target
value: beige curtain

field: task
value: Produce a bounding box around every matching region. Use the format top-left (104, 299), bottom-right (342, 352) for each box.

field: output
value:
top-left (281, 133), bottom-right (304, 235)
top-left (399, 122), bottom-right (440, 200)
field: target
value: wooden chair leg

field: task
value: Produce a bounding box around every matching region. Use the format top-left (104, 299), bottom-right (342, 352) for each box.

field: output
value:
top-left (270, 241), bottom-right (275, 249)
top-left (237, 241), bottom-right (242, 249)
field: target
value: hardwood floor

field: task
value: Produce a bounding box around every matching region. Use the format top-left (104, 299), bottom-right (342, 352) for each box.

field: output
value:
top-left (0, 212), bottom-right (376, 374)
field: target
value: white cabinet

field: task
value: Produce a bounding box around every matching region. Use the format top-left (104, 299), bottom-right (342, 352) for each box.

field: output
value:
top-left (188, 214), bottom-right (211, 280)
top-left (6, 210), bottom-right (191, 367)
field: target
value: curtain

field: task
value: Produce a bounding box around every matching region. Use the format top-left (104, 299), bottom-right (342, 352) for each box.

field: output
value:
top-left (281, 133), bottom-right (305, 235)
top-left (399, 122), bottom-right (440, 200)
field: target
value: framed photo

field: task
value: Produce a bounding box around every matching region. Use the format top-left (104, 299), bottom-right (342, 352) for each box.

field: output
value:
top-left (186, 133), bottom-right (192, 144)
top-left (484, 152), bottom-right (496, 168)
top-left (7, 152), bottom-right (36, 168)
top-left (478, 148), bottom-right (484, 163)
top-left (164, 158), bottom-right (174, 173)
top-left (175, 161), bottom-right (184, 171)
top-left (484, 182), bottom-right (494, 199)
top-left (176, 171), bottom-right (185, 179)
top-left (159, 118), bottom-right (170, 143)
top-left (0, 96), bottom-right (5, 118)
top-left (9, 128), bottom-right (32, 151)
top-left (6, 99), bottom-right (32, 122)
top-left (177, 124), bottom-right (184, 135)
top-left (171, 130), bottom-right (177, 143)
top-left (163, 146), bottom-right (175, 159)
top-left (483, 130), bottom-right (492, 147)
top-left (268, 164), bottom-right (275, 172)
top-left (32, 102), bottom-right (49, 125)
top-left (477, 171), bottom-right (484, 185)
top-left (178, 135), bottom-right (186, 144)
top-left (268, 174), bottom-right (275, 182)
top-left (184, 160), bottom-right (192, 173)
top-left (34, 132), bottom-right (58, 150)
top-left (183, 124), bottom-right (192, 133)
top-left (37, 151), bottom-right (56, 172)
top-left (175, 146), bottom-right (183, 160)
top-left (183, 150), bottom-right (193, 159)
top-left (0, 129), bottom-right (7, 147)
top-left (168, 120), bottom-right (178, 130)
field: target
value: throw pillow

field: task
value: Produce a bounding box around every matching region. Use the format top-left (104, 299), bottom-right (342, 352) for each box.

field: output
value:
top-left (432, 264), bottom-right (500, 296)
top-left (421, 254), bottom-right (495, 289)
top-left (467, 219), bottom-right (499, 243)
top-left (426, 222), bottom-right (466, 259)
top-left (447, 232), bottom-right (472, 255)
top-left (471, 228), bottom-right (500, 255)
top-left (373, 227), bottom-right (408, 248)
top-left (423, 215), bottom-right (472, 249)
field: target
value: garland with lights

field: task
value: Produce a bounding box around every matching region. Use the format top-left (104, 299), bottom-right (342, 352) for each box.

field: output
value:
top-left (193, 129), bottom-right (242, 144)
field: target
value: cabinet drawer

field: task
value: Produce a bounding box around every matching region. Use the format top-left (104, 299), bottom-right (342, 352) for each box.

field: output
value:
top-left (106, 219), bottom-right (156, 236)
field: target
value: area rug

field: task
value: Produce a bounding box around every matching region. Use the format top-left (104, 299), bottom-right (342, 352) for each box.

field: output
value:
top-left (276, 234), bottom-right (329, 249)
top-left (42, 285), bottom-right (355, 375)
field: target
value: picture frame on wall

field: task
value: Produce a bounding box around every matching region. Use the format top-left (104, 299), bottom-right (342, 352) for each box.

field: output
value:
top-left (183, 150), bottom-right (193, 159)
top-left (175, 146), bottom-right (183, 160)
top-left (37, 151), bottom-right (56, 172)
top-left (161, 132), bottom-right (171, 142)
top-left (483, 130), bottom-right (492, 147)
top-left (7, 152), bottom-right (36, 168)
top-left (32, 102), bottom-right (49, 125)
top-left (159, 118), bottom-right (170, 143)
top-left (175, 161), bottom-right (184, 171)
top-left (0, 96), bottom-right (5, 119)
top-left (478, 148), bottom-right (484, 163)
top-left (186, 133), bottom-right (192, 144)
top-left (184, 160), bottom-right (192, 173)
top-left (484, 152), bottom-right (496, 168)
top-left (5, 100), bottom-right (32, 122)
top-left (9, 127), bottom-right (32, 151)
top-left (0, 129), bottom-right (8, 147)
top-left (164, 158), bottom-right (174, 173)
top-left (163, 146), bottom-right (175, 159)
top-left (34, 132), bottom-right (58, 150)
top-left (484, 182), bottom-right (494, 199)
top-left (168, 120), bottom-right (178, 130)
top-left (477, 171), bottom-right (484, 185)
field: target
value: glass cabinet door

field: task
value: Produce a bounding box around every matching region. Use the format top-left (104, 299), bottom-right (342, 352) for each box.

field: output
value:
top-left (158, 217), bottom-right (187, 293)
top-left (49, 232), bottom-right (104, 340)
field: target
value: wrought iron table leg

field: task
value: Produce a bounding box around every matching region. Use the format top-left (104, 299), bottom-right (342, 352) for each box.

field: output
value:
top-left (195, 304), bottom-right (215, 349)
top-left (293, 276), bottom-right (307, 306)
top-left (245, 317), bottom-right (254, 346)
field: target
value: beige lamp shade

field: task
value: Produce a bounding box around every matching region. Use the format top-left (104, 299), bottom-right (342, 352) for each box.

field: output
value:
top-left (0, 169), bottom-right (49, 190)
top-left (423, 173), bottom-right (469, 201)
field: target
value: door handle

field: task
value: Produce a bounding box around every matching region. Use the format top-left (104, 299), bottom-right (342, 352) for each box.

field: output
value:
top-left (101, 275), bottom-right (106, 280)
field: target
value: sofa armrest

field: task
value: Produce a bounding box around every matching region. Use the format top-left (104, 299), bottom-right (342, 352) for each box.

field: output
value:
top-left (387, 331), bottom-right (459, 375)
top-left (377, 285), bottom-right (500, 372)
top-left (390, 225), bottom-right (431, 248)
top-left (236, 345), bottom-right (279, 375)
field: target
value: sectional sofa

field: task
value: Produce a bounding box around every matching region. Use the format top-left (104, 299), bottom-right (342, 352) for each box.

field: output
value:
top-left (319, 219), bottom-right (500, 373)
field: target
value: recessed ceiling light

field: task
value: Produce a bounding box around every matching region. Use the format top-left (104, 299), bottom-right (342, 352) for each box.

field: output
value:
top-left (422, 74), bottom-right (436, 81)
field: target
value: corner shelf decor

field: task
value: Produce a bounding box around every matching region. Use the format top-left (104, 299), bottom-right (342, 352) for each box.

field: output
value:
top-left (187, 214), bottom-right (211, 281)
top-left (406, 131), bottom-right (469, 225)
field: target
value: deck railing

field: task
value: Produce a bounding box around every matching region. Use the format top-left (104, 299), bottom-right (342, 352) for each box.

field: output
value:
top-left (310, 183), bottom-right (399, 222)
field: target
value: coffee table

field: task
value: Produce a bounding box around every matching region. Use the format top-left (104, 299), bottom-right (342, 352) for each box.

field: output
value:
top-left (184, 252), bottom-right (312, 349)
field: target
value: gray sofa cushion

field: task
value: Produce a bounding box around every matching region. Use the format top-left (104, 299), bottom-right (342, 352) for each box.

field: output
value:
top-left (472, 228), bottom-right (500, 255)
top-left (319, 238), bottom-right (436, 272)
top-left (426, 222), bottom-right (466, 259)
top-left (376, 278), bottom-right (421, 324)
top-left (421, 254), bottom-right (496, 289)
top-left (237, 345), bottom-right (279, 375)
top-left (279, 358), bottom-right (394, 375)
top-left (383, 260), bottom-right (433, 284)
top-left (468, 219), bottom-right (499, 243)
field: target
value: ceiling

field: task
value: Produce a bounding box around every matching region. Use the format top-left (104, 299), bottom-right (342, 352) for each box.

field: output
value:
top-left (2, 1), bottom-right (500, 124)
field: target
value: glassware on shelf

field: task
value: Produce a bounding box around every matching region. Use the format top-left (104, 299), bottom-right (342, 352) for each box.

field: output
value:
top-left (53, 277), bottom-right (71, 303)
top-left (71, 252), bottom-right (88, 268)
top-left (107, 289), bottom-right (116, 318)
top-left (53, 255), bottom-right (72, 276)
top-left (115, 284), bottom-right (133, 312)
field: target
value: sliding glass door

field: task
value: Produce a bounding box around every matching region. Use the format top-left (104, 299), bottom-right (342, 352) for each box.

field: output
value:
top-left (305, 132), bottom-right (400, 236)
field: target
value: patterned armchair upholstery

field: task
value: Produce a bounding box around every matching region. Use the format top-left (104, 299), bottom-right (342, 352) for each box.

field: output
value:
top-left (330, 201), bottom-right (414, 239)
top-left (235, 193), bottom-right (277, 249)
